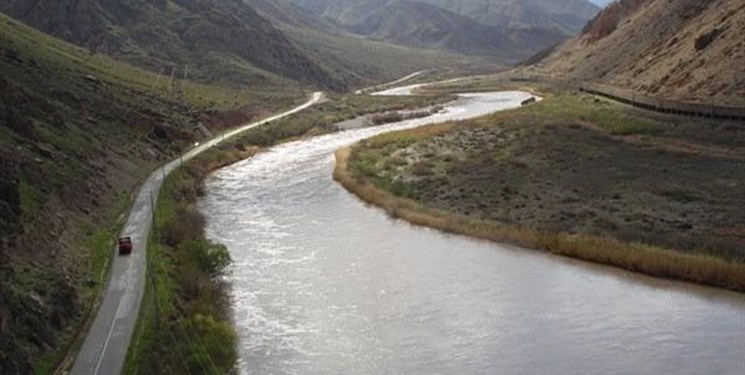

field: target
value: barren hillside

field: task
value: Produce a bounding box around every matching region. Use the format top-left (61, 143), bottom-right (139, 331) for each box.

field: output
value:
top-left (529, 0), bottom-right (745, 106)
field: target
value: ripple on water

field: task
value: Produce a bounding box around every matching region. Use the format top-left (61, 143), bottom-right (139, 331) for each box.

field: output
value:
top-left (200, 91), bottom-right (745, 375)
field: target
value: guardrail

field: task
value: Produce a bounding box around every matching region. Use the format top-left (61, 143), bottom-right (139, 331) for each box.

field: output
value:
top-left (507, 75), bottom-right (745, 121)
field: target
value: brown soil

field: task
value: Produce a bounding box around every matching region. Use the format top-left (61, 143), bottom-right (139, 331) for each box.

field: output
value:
top-left (529, 0), bottom-right (745, 106)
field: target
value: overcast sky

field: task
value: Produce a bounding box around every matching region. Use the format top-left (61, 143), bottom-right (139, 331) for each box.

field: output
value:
top-left (588, 0), bottom-right (614, 7)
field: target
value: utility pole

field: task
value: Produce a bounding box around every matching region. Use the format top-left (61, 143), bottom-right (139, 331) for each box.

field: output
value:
top-left (150, 68), bottom-right (164, 91)
top-left (168, 67), bottom-right (177, 92)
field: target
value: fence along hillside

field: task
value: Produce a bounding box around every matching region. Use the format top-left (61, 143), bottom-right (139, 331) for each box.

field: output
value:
top-left (508, 74), bottom-right (745, 121)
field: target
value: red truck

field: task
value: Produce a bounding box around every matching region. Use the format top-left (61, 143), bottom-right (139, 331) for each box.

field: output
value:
top-left (118, 237), bottom-right (133, 255)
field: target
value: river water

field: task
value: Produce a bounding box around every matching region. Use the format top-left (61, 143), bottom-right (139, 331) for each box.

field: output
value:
top-left (199, 91), bottom-right (745, 374)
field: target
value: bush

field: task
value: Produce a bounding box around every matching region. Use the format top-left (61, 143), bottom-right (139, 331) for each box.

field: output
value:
top-left (5, 107), bottom-right (36, 137)
top-left (695, 28), bottom-right (723, 51)
top-left (187, 314), bottom-right (237, 373)
top-left (180, 240), bottom-right (231, 279)
top-left (371, 112), bottom-right (404, 125)
top-left (177, 314), bottom-right (237, 375)
top-left (162, 206), bottom-right (205, 247)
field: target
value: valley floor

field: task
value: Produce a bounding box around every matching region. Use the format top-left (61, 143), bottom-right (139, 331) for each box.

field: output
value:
top-left (337, 85), bottom-right (745, 291)
top-left (123, 92), bottom-right (453, 373)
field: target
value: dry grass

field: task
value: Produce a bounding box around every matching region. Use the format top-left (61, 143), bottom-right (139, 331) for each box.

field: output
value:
top-left (335, 148), bottom-right (745, 292)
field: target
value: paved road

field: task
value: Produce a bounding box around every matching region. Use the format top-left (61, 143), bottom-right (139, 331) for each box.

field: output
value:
top-left (354, 70), bottom-right (427, 94)
top-left (70, 92), bottom-right (323, 375)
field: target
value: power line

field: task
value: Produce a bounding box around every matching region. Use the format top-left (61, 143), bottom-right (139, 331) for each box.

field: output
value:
top-left (149, 235), bottom-right (219, 375)
top-left (182, 316), bottom-right (221, 374)
top-left (148, 206), bottom-right (195, 375)
top-left (179, 317), bottom-right (221, 375)
top-left (147, 256), bottom-right (195, 375)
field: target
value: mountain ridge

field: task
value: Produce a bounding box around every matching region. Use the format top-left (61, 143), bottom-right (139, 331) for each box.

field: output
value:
top-left (287, 0), bottom-right (600, 58)
top-left (0, 0), bottom-right (343, 89)
top-left (528, 0), bottom-right (745, 106)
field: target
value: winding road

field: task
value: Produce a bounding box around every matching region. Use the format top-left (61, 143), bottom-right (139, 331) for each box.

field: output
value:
top-left (69, 92), bottom-right (323, 375)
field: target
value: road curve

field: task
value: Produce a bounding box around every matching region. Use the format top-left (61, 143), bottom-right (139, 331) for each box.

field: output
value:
top-left (354, 70), bottom-right (428, 94)
top-left (69, 92), bottom-right (323, 375)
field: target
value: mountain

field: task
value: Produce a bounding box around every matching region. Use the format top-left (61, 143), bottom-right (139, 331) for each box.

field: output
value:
top-left (0, 0), bottom-right (341, 89)
top-left (245, 0), bottom-right (339, 31)
top-left (298, 0), bottom-right (517, 57)
top-left (287, 0), bottom-right (600, 57)
top-left (527, 0), bottom-right (745, 105)
top-left (245, 0), bottom-right (509, 83)
top-left (417, 0), bottom-right (600, 34)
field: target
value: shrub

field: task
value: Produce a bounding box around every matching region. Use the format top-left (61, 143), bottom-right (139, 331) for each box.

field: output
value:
top-left (5, 107), bottom-right (35, 137)
top-left (162, 206), bottom-right (205, 246)
top-left (180, 240), bottom-right (231, 279)
top-left (178, 314), bottom-right (237, 375)
top-left (695, 28), bottom-right (724, 51)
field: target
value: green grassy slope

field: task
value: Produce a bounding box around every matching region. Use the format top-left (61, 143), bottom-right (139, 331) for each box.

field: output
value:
top-left (0, 11), bottom-right (303, 373)
top-left (0, 0), bottom-right (342, 89)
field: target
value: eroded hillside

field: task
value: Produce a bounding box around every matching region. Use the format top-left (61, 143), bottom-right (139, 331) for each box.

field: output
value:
top-left (529, 0), bottom-right (745, 106)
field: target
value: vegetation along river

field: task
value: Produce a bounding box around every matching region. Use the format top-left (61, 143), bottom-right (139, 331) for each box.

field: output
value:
top-left (199, 89), bottom-right (745, 374)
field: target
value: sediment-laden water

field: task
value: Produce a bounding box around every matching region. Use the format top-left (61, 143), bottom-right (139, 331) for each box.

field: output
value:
top-left (200, 91), bottom-right (745, 375)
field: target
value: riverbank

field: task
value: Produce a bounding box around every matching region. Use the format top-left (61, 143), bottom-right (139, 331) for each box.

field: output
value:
top-left (123, 92), bottom-right (454, 373)
top-left (334, 91), bottom-right (745, 292)
top-left (124, 160), bottom-right (237, 374)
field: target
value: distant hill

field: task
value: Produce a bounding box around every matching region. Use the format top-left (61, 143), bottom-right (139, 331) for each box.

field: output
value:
top-left (313, 0), bottom-right (517, 57)
top-left (0, 0), bottom-right (342, 89)
top-left (418, 0), bottom-right (600, 34)
top-left (527, 0), bottom-right (745, 106)
top-left (288, 0), bottom-right (599, 58)
top-left (246, 0), bottom-right (340, 31)
top-left (246, 0), bottom-right (509, 83)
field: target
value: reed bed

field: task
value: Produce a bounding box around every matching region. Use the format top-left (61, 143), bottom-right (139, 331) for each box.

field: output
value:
top-left (334, 147), bottom-right (745, 292)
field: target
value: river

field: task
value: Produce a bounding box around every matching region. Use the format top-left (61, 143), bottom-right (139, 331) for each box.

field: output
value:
top-left (199, 90), bottom-right (745, 374)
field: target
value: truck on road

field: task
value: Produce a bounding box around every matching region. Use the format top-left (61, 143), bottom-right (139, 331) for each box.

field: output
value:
top-left (118, 237), bottom-right (133, 255)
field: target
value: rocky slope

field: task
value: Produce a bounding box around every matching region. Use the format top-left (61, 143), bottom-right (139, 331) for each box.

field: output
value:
top-left (528, 0), bottom-right (745, 106)
top-left (0, 0), bottom-right (341, 89)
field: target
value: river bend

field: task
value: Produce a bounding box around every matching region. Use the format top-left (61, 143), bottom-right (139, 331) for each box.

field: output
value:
top-left (200, 91), bottom-right (745, 375)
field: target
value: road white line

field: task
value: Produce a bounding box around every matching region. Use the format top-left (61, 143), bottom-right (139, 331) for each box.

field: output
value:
top-left (93, 299), bottom-right (124, 375)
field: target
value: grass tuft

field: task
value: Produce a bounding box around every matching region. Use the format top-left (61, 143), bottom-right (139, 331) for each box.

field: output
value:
top-left (335, 148), bottom-right (745, 292)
